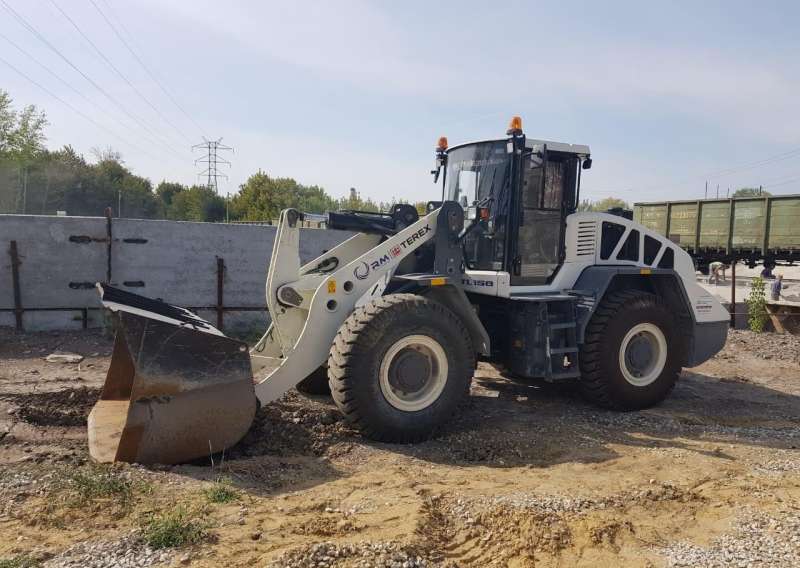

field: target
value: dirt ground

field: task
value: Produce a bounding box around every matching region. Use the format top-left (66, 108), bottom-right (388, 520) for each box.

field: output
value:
top-left (1, 328), bottom-right (798, 567)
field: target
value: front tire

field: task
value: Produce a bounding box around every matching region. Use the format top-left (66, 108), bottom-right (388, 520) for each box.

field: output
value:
top-left (579, 290), bottom-right (681, 410)
top-left (328, 293), bottom-right (475, 443)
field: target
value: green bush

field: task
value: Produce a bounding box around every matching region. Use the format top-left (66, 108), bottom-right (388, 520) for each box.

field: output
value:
top-left (203, 478), bottom-right (240, 504)
top-left (139, 507), bottom-right (209, 549)
top-left (745, 276), bottom-right (768, 333)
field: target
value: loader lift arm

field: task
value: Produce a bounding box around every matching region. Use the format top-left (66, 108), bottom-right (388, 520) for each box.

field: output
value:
top-left (252, 200), bottom-right (486, 404)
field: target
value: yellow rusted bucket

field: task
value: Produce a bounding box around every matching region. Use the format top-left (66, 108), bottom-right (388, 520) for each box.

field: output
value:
top-left (88, 285), bottom-right (257, 464)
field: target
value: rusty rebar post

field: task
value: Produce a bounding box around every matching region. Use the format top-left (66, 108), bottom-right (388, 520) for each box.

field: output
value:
top-left (104, 207), bottom-right (113, 283)
top-left (730, 261), bottom-right (736, 328)
top-left (9, 240), bottom-right (23, 331)
top-left (216, 257), bottom-right (225, 331)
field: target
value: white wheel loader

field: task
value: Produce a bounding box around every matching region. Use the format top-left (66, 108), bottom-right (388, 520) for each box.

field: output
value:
top-left (88, 117), bottom-right (730, 464)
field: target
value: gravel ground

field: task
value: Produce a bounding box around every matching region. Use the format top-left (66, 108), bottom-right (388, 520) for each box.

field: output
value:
top-left (267, 541), bottom-right (438, 568)
top-left (1, 327), bottom-right (799, 567)
top-left (42, 533), bottom-right (173, 568)
top-left (724, 329), bottom-right (800, 365)
top-left (661, 510), bottom-right (800, 567)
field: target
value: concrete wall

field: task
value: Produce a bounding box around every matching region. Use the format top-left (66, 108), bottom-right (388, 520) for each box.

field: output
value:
top-left (0, 214), bottom-right (352, 333)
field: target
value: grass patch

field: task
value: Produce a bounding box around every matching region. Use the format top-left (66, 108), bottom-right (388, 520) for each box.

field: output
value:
top-left (139, 507), bottom-right (209, 549)
top-left (203, 478), bottom-right (240, 504)
top-left (38, 464), bottom-right (150, 525)
top-left (0, 555), bottom-right (39, 568)
top-left (67, 467), bottom-right (134, 506)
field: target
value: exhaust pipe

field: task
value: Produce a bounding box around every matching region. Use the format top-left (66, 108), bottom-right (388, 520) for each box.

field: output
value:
top-left (88, 285), bottom-right (257, 464)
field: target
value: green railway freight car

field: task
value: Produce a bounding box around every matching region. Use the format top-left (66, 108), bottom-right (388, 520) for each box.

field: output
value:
top-left (633, 195), bottom-right (800, 269)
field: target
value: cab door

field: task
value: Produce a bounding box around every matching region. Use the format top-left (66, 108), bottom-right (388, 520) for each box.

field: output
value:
top-left (510, 146), bottom-right (578, 286)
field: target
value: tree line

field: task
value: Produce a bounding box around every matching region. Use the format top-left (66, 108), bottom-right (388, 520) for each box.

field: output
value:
top-left (0, 90), bottom-right (420, 222)
top-left (5, 90), bottom-right (764, 223)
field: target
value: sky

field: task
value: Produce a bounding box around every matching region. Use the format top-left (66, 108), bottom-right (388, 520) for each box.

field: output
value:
top-left (2, 0), bottom-right (799, 204)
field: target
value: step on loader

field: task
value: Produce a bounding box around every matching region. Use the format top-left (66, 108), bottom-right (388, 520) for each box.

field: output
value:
top-left (88, 117), bottom-right (731, 464)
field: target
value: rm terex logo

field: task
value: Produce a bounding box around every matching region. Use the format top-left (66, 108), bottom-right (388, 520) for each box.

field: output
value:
top-left (352, 225), bottom-right (431, 280)
top-left (462, 277), bottom-right (494, 287)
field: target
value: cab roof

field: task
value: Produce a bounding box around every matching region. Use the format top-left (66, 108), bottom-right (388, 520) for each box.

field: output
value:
top-left (447, 138), bottom-right (590, 157)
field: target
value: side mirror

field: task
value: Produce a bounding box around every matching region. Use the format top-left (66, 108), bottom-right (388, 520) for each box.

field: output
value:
top-left (582, 158), bottom-right (593, 170)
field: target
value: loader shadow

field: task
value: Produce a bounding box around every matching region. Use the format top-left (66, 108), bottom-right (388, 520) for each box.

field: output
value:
top-left (383, 368), bottom-right (800, 470)
top-left (173, 392), bottom-right (355, 496)
top-left (170, 368), bottom-right (800, 492)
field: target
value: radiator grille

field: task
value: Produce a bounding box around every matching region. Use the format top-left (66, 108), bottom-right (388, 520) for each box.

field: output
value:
top-left (575, 220), bottom-right (597, 257)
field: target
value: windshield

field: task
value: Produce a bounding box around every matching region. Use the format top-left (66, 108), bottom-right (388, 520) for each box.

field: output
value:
top-left (445, 141), bottom-right (512, 271)
top-left (445, 141), bottom-right (511, 207)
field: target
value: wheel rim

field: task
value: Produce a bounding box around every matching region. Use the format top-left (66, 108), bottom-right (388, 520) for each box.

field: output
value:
top-left (379, 334), bottom-right (448, 412)
top-left (618, 322), bottom-right (667, 387)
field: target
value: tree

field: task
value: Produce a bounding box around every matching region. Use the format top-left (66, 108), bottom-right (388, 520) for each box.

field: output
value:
top-left (156, 181), bottom-right (185, 212)
top-left (91, 145), bottom-right (124, 164)
top-left (63, 155), bottom-right (158, 218)
top-left (231, 171), bottom-right (337, 221)
top-left (11, 104), bottom-right (48, 163)
top-left (0, 91), bottom-right (48, 213)
top-left (0, 91), bottom-right (16, 154)
top-left (573, 197), bottom-right (629, 212)
top-left (37, 145), bottom-right (88, 214)
top-left (591, 197), bottom-right (630, 212)
top-left (733, 187), bottom-right (770, 198)
top-left (169, 185), bottom-right (226, 222)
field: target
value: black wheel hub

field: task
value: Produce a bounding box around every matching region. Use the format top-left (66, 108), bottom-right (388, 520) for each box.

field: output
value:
top-left (387, 348), bottom-right (431, 394)
top-left (626, 335), bottom-right (654, 375)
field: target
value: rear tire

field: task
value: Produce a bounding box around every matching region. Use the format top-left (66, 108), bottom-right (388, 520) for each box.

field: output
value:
top-left (296, 366), bottom-right (331, 396)
top-left (579, 290), bottom-right (680, 410)
top-left (328, 293), bottom-right (475, 443)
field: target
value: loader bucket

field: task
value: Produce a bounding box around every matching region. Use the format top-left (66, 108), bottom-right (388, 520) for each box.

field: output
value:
top-left (88, 285), bottom-right (257, 465)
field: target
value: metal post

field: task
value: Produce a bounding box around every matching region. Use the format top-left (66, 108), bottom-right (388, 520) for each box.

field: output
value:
top-left (761, 196), bottom-right (771, 257)
top-left (730, 261), bottom-right (736, 328)
top-left (665, 202), bottom-right (673, 241)
top-left (216, 257), bottom-right (225, 331)
top-left (694, 200), bottom-right (702, 253)
top-left (726, 198), bottom-right (735, 256)
top-left (105, 207), bottom-right (113, 283)
top-left (9, 240), bottom-right (23, 331)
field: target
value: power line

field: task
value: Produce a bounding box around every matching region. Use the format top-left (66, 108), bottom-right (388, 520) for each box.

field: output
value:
top-left (43, 0), bottom-right (190, 151)
top-left (763, 176), bottom-right (800, 190)
top-left (91, 0), bottom-right (207, 138)
top-left (0, 30), bottom-right (179, 163)
top-left (0, 53), bottom-right (162, 162)
top-left (0, 0), bottom-right (186, 162)
top-left (47, 0), bottom-right (193, 147)
top-left (694, 148), bottom-right (800, 181)
top-left (193, 138), bottom-right (233, 193)
top-left (1, 31), bottom-right (88, 106)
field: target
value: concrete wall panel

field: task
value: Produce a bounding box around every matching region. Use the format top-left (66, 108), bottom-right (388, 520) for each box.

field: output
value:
top-left (1, 214), bottom-right (353, 331)
top-left (1, 215), bottom-right (107, 309)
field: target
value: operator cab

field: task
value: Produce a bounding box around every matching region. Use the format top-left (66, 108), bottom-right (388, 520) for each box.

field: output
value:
top-left (435, 118), bottom-right (591, 285)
